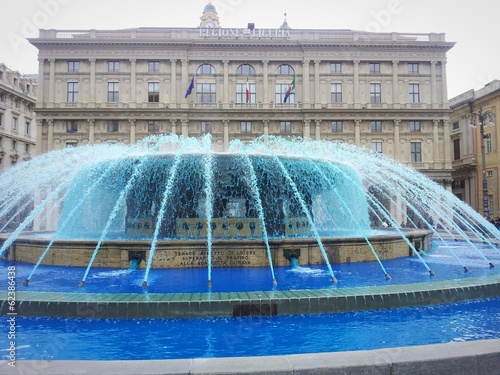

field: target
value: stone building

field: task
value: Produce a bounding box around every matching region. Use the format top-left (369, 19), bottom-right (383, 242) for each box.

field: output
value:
top-left (28, 3), bottom-right (454, 191)
top-left (0, 63), bottom-right (37, 174)
top-left (449, 80), bottom-right (500, 219)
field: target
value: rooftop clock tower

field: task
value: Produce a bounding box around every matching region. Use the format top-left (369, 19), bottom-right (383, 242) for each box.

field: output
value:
top-left (199, 2), bottom-right (221, 28)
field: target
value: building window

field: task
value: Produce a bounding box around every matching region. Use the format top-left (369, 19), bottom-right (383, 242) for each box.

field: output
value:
top-left (67, 120), bottom-right (78, 133)
top-left (371, 142), bottom-right (383, 153)
top-left (409, 83), bottom-right (420, 103)
top-left (452, 121), bottom-right (459, 130)
top-left (241, 121), bottom-right (252, 133)
top-left (67, 82), bottom-right (79, 102)
top-left (331, 83), bottom-right (342, 103)
top-left (453, 139), bottom-right (461, 161)
top-left (197, 64), bottom-right (216, 75)
top-left (280, 121), bottom-right (292, 133)
top-left (0, 113), bottom-right (3, 127)
top-left (196, 83), bottom-right (216, 103)
top-left (25, 143), bottom-right (29, 153)
top-left (275, 64), bottom-right (295, 75)
top-left (12, 117), bottom-right (17, 131)
top-left (25, 122), bottom-right (30, 135)
top-left (236, 64), bottom-right (256, 75)
top-left (148, 61), bottom-right (160, 72)
top-left (148, 82), bottom-right (160, 103)
top-left (12, 140), bottom-right (16, 150)
top-left (107, 120), bottom-right (119, 132)
top-left (487, 170), bottom-right (493, 177)
top-left (275, 83), bottom-right (295, 104)
top-left (369, 63), bottom-right (380, 74)
top-left (408, 63), bottom-right (419, 74)
top-left (331, 121), bottom-right (343, 132)
top-left (108, 61), bottom-right (120, 72)
top-left (236, 82), bottom-right (255, 104)
top-left (68, 61), bottom-right (79, 72)
top-left (201, 121), bottom-right (212, 134)
top-left (370, 83), bottom-right (381, 104)
top-left (486, 137), bottom-right (492, 154)
top-left (330, 63), bottom-right (342, 74)
top-left (409, 121), bottom-right (421, 132)
top-left (370, 121), bottom-right (382, 132)
top-left (66, 142), bottom-right (77, 148)
top-left (411, 142), bottom-right (422, 162)
top-left (148, 121), bottom-right (160, 133)
top-left (107, 82), bottom-right (119, 102)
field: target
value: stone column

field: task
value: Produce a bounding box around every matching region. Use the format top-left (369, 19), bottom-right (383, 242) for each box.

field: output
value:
top-left (394, 119), bottom-right (400, 160)
top-left (88, 58), bottom-right (96, 107)
top-left (129, 119), bottom-right (136, 144)
top-left (170, 59), bottom-right (177, 107)
top-left (353, 60), bottom-right (360, 109)
top-left (48, 59), bottom-right (55, 105)
top-left (181, 59), bottom-right (190, 108)
top-left (130, 58), bottom-right (137, 106)
top-left (302, 59), bottom-right (310, 107)
top-left (223, 120), bottom-right (229, 151)
top-left (37, 58), bottom-right (44, 106)
top-left (443, 119), bottom-right (451, 168)
top-left (223, 60), bottom-right (229, 107)
top-left (430, 61), bottom-right (437, 108)
top-left (315, 119), bottom-right (321, 140)
top-left (433, 119), bottom-right (440, 165)
top-left (441, 61), bottom-right (448, 106)
top-left (262, 60), bottom-right (269, 107)
top-left (47, 119), bottom-right (54, 151)
top-left (36, 119), bottom-right (43, 155)
top-left (392, 60), bottom-right (399, 107)
top-left (263, 120), bottom-right (269, 139)
top-left (181, 119), bottom-right (189, 137)
top-left (314, 60), bottom-right (321, 108)
top-left (170, 119), bottom-right (177, 135)
top-left (88, 118), bottom-right (95, 144)
top-left (303, 119), bottom-right (311, 139)
top-left (354, 119), bottom-right (361, 146)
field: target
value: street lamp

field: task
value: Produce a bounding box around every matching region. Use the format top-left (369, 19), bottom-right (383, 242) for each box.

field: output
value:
top-left (468, 105), bottom-right (495, 221)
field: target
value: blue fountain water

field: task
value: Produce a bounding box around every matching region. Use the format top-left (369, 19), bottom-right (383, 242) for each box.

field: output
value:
top-left (1, 297), bottom-right (499, 361)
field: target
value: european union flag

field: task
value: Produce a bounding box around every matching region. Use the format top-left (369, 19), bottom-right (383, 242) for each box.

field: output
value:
top-left (185, 76), bottom-right (195, 98)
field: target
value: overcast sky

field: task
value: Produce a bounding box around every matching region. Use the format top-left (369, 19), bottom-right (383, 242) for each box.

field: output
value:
top-left (1, 0), bottom-right (498, 99)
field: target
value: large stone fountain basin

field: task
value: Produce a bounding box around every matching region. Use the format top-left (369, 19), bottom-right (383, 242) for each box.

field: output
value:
top-left (2, 229), bottom-right (432, 268)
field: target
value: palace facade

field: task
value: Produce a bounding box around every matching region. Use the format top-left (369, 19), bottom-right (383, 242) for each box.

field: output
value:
top-left (450, 80), bottom-right (500, 219)
top-left (29, 4), bottom-right (454, 188)
top-left (0, 63), bottom-right (37, 174)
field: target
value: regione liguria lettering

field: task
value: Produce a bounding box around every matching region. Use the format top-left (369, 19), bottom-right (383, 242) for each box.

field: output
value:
top-left (199, 27), bottom-right (291, 39)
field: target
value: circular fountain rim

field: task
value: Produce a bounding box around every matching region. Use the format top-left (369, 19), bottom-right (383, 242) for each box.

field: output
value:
top-left (2, 274), bottom-right (499, 319)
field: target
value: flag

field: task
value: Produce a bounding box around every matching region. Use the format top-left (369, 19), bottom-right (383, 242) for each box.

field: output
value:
top-left (245, 76), bottom-right (250, 103)
top-left (283, 76), bottom-right (296, 103)
top-left (184, 76), bottom-right (194, 98)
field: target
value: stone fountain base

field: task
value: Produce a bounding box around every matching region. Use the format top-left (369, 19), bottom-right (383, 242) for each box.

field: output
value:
top-left (3, 229), bottom-right (432, 268)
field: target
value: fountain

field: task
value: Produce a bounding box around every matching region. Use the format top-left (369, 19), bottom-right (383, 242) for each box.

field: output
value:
top-left (1, 135), bottom-right (500, 372)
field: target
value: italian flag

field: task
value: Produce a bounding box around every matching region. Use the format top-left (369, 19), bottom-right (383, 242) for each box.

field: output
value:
top-left (245, 76), bottom-right (250, 103)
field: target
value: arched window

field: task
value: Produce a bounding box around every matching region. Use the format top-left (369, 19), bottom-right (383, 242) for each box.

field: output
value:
top-left (195, 64), bottom-right (216, 104)
top-left (236, 64), bottom-right (256, 75)
top-left (275, 64), bottom-right (294, 75)
top-left (197, 64), bottom-right (216, 75)
top-left (235, 65), bottom-right (256, 104)
top-left (275, 65), bottom-right (295, 104)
